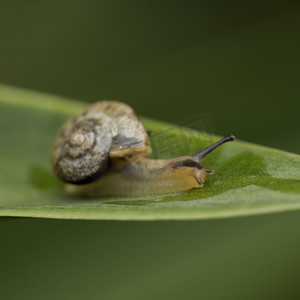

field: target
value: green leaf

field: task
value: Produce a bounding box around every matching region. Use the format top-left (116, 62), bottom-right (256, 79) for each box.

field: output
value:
top-left (0, 83), bottom-right (299, 220)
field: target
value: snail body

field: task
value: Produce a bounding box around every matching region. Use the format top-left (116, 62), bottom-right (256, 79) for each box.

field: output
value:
top-left (51, 101), bottom-right (235, 196)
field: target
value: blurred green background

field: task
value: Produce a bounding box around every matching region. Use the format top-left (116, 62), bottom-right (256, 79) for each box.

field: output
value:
top-left (0, 1), bottom-right (299, 299)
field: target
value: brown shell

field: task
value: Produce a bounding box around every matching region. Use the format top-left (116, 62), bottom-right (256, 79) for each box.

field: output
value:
top-left (51, 101), bottom-right (151, 184)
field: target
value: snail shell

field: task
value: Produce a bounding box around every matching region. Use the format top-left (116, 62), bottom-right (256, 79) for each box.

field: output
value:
top-left (51, 101), bottom-right (151, 184)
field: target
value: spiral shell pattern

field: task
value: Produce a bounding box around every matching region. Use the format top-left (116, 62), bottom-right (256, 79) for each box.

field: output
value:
top-left (51, 101), bottom-right (151, 184)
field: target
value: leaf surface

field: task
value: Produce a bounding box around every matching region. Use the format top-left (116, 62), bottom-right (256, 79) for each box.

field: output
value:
top-left (0, 84), bottom-right (299, 220)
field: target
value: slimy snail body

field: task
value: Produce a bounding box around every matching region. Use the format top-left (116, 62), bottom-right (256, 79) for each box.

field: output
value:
top-left (51, 101), bottom-right (235, 196)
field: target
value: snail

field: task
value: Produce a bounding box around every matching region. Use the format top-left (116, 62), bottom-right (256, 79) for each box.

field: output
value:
top-left (51, 101), bottom-right (235, 196)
